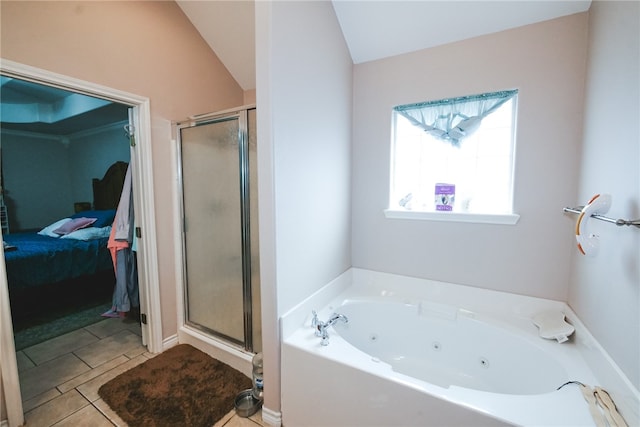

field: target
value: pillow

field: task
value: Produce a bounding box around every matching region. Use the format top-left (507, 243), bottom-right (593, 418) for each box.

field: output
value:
top-left (61, 226), bottom-right (112, 241)
top-left (70, 209), bottom-right (116, 228)
top-left (53, 217), bottom-right (97, 235)
top-left (38, 218), bottom-right (72, 238)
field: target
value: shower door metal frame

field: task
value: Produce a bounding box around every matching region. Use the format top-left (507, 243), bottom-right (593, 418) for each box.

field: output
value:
top-left (176, 106), bottom-right (255, 352)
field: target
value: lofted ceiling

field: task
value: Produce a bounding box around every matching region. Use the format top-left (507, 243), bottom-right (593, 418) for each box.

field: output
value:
top-left (0, 1), bottom-right (592, 135)
top-left (331, 0), bottom-right (592, 64)
top-left (176, 0), bottom-right (256, 92)
top-left (178, 0), bottom-right (591, 91)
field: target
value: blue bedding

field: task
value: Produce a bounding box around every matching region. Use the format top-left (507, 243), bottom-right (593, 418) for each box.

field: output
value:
top-left (3, 232), bottom-right (113, 290)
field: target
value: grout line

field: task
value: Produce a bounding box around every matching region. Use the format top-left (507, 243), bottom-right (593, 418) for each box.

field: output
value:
top-left (22, 350), bottom-right (38, 368)
top-left (83, 326), bottom-right (104, 339)
top-left (16, 316), bottom-right (146, 426)
top-left (70, 350), bottom-right (95, 371)
top-left (89, 401), bottom-right (118, 426)
top-left (51, 393), bottom-right (97, 427)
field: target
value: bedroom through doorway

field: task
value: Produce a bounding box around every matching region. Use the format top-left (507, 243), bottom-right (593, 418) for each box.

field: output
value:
top-left (0, 75), bottom-right (140, 349)
top-left (0, 61), bottom-right (162, 426)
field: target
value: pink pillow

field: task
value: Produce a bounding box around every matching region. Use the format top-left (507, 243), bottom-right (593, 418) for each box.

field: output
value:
top-left (53, 217), bottom-right (97, 235)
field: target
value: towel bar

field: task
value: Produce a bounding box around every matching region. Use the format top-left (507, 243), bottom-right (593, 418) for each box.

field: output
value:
top-left (563, 207), bottom-right (640, 228)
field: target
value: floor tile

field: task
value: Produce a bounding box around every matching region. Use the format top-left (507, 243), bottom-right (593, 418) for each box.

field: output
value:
top-left (76, 354), bottom-right (148, 402)
top-left (222, 414), bottom-right (263, 427)
top-left (24, 329), bottom-right (99, 365)
top-left (24, 389), bottom-right (89, 427)
top-left (52, 403), bottom-right (114, 427)
top-left (123, 344), bottom-right (147, 359)
top-left (16, 350), bottom-right (35, 371)
top-left (93, 398), bottom-right (128, 427)
top-left (58, 355), bottom-right (129, 394)
top-left (85, 317), bottom-right (141, 339)
top-left (249, 411), bottom-right (268, 426)
top-left (217, 409), bottom-right (267, 427)
top-left (214, 409), bottom-right (236, 427)
top-left (127, 322), bottom-right (143, 336)
top-left (15, 305), bottom-right (147, 427)
top-left (20, 353), bottom-right (91, 401)
top-left (12, 312), bottom-right (277, 427)
top-left (141, 351), bottom-right (156, 359)
top-left (22, 388), bottom-right (61, 413)
top-left (74, 330), bottom-right (144, 368)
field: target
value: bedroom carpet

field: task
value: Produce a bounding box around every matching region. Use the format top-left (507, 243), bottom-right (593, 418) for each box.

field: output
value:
top-left (13, 301), bottom-right (112, 351)
top-left (98, 344), bottom-right (252, 427)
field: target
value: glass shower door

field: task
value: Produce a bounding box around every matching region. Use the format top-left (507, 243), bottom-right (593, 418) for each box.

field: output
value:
top-left (179, 117), bottom-right (245, 344)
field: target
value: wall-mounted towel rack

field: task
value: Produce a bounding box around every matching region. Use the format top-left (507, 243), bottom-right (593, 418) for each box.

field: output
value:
top-left (563, 207), bottom-right (640, 228)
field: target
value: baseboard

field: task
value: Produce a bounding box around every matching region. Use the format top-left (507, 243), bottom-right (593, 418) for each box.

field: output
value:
top-left (261, 406), bottom-right (282, 427)
top-left (161, 333), bottom-right (179, 351)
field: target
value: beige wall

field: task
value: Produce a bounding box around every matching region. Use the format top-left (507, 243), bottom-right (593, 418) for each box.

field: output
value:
top-left (352, 12), bottom-right (588, 301)
top-left (570, 0), bottom-right (639, 393)
top-left (0, 380), bottom-right (5, 424)
top-left (3, 1), bottom-right (637, 424)
top-left (0, 1), bottom-right (245, 340)
top-left (244, 89), bottom-right (256, 105)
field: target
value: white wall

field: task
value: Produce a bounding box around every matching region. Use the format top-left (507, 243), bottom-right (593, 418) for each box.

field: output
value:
top-left (351, 13), bottom-right (588, 301)
top-left (256, 0), bottom-right (352, 417)
top-left (570, 1), bottom-right (639, 391)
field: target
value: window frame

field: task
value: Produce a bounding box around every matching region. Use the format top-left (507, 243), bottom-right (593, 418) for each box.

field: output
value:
top-left (386, 90), bottom-right (520, 225)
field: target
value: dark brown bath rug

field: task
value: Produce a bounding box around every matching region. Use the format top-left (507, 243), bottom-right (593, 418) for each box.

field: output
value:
top-left (98, 344), bottom-right (252, 427)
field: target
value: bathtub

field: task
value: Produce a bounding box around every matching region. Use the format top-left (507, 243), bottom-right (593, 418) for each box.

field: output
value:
top-left (281, 269), bottom-right (639, 427)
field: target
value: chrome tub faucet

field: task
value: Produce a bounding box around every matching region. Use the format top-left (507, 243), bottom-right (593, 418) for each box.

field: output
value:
top-left (311, 310), bottom-right (349, 346)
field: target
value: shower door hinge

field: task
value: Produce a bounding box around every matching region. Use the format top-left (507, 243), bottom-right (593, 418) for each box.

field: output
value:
top-left (135, 227), bottom-right (142, 238)
top-left (140, 313), bottom-right (148, 325)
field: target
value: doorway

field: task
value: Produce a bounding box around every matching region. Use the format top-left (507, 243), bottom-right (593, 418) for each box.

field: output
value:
top-left (0, 59), bottom-right (162, 426)
top-left (1, 76), bottom-right (132, 350)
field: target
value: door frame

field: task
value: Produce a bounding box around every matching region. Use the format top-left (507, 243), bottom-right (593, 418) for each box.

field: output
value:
top-left (173, 106), bottom-right (258, 376)
top-left (175, 108), bottom-right (255, 351)
top-left (0, 59), bottom-right (163, 426)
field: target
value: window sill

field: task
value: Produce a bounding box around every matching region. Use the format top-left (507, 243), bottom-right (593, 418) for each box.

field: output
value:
top-left (384, 209), bottom-right (520, 225)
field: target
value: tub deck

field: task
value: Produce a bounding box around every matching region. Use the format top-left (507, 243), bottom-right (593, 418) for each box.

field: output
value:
top-left (280, 268), bottom-right (639, 427)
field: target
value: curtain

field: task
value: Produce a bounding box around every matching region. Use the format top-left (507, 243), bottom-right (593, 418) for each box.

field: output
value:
top-left (394, 89), bottom-right (518, 146)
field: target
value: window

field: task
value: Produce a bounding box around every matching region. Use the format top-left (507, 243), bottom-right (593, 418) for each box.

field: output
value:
top-left (387, 90), bottom-right (519, 224)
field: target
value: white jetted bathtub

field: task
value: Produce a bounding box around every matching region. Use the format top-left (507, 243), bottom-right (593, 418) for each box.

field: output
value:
top-left (281, 269), bottom-right (638, 426)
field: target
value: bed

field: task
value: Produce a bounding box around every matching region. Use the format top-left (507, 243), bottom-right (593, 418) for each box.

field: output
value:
top-left (3, 211), bottom-right (115, 289)
top-left (3, 161), bottom-right (128, 324)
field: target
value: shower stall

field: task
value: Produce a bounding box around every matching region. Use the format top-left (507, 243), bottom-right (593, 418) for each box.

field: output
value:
top-left (176, 106), bottom-right (261, 353)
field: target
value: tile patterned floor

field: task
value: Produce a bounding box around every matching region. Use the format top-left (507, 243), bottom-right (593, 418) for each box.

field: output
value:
top-left (15, 317), bottom-right (266, 427)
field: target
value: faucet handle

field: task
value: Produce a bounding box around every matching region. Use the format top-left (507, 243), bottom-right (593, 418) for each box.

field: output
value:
top-left (311, 310), bottom-right (326, 337)
top-left (310, 310), bottom-right (344, 346)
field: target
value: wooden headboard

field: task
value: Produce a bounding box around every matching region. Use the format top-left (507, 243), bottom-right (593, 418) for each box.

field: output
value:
top-left (92, 161), bottom-right (128, 210)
